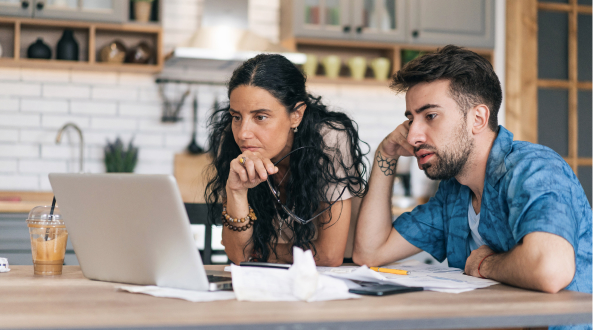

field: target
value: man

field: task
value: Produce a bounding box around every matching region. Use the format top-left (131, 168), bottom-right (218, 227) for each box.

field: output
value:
top-left (353, 45), bottom-right (592, 300)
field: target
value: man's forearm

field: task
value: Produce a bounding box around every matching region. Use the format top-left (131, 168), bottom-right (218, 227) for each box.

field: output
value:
top-left (353, 149), bottom-right (398, 263)
top-left (475, 234), bottom-right (575, 293)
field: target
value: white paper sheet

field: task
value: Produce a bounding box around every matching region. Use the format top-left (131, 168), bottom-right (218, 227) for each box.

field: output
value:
top-left (117, 285), bottom-right (236, 302)
top-left (318, 260), bottom-right (498, 294)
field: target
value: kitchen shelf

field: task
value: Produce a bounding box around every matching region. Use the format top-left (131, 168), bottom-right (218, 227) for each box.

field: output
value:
top-left (0, 16), bottom-right (163, 73)
top-left (307, 76), bottom-right (390, 86)
top-left (286, 37), bottom-right (494, 84)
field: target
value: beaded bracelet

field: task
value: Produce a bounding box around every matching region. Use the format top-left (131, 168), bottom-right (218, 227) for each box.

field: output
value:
top-left (222, 204), bottom-right (257, 223)
top-left (221, 203), bottom-right (257, 231)
top-left (222, 217), bottom-right (253, 231)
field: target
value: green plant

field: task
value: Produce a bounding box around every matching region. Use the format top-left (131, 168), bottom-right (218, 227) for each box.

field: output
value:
top-left (104, 137), bottom-right (138, 173)
top-left (401, 50), bottom-right (429, 66)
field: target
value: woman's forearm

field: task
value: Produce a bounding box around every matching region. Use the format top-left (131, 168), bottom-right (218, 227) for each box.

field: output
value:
top-left (222, 186), bottom-right (254, 264)
top-left (266, 243), bottom-right (293, 264)
top-left (268, 241), bottom-right (344, 266)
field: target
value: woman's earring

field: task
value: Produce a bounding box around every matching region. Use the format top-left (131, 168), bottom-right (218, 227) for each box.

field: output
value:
top-left (293, 127), bottom-right (298, 133)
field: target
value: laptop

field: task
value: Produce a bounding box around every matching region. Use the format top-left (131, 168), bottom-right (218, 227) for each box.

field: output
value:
top-left (48, 173), bottom-right (232, 291)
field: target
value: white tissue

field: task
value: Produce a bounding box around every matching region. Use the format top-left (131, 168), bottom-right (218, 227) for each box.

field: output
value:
top-left (0, 257), bottom-right (10, 273)
top-left (290, 247), bottom-right (319, 300)
top-left (231, 247), bottom-right (359, 302)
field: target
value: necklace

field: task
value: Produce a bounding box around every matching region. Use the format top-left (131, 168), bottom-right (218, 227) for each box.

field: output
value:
top-left (273, 168), bottom-right (291, 234)
top-left (276, 168), bottom-right (290, 186)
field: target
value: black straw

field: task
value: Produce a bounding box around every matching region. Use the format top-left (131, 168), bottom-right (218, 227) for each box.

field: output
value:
top-left (45, 196), bottom-right (56, 241)
top-left (49, 196), bottom-right (56, 220)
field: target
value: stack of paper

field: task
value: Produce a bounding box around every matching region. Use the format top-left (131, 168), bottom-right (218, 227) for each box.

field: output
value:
top-left (318, 260), bottom-right (498, 294)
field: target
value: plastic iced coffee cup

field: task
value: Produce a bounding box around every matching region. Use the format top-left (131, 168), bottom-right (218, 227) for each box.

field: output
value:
top-left (26, 205), bottom-right (68, 275)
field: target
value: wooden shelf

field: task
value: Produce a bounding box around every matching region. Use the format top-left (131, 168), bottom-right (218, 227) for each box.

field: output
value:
top-left (0, 16), bottom-right (163, 73)
top-left (0, 57), bottom-right (161, 73)
top-left (307, 76), bottom-right (391, 86)
top-left (288, 37), bottom-right (494, 84)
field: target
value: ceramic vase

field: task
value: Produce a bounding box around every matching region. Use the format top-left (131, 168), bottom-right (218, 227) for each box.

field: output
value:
top-left (56, 29), bottom-right (79, 61)
top-left (322, 55), bottom-right (341, 79)
top-left (371, 57), bottom-right (391, 81)
top-left (134, 1), bottom-right (152, 22)
top-left (27, 38), bottom-right (51, 59)
top-left (100, 40), bottom-right (127, 63)
top-left (126, 41), bottom-right (152, 64)
top-left (348, 56), bottom-right (367, 80)
top-left (302, 54), bottom-right (318, 77)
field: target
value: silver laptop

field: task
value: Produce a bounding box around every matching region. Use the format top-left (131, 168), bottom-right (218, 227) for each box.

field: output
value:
top-left (48, 173), bottom-right (232, 291)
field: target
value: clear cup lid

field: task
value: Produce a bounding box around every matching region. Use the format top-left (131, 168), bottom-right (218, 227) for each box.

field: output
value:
top-left (26, 205), bottom-right (64, 225)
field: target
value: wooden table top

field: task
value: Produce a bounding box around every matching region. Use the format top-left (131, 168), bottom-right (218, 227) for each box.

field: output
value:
top-left (1, 266), bottom-right (590, 330)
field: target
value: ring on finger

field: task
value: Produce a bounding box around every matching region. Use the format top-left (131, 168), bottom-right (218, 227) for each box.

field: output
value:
top-left (239, 156), bottom-right (247, 166)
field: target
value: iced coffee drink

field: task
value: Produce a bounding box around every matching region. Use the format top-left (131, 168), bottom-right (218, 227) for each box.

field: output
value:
top-left (26, 205), bottom-right (68, 275)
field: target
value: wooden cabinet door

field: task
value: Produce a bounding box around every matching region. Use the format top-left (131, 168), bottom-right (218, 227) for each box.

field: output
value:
top-left (350, 0), bottom-right (406, 43)
top-left (406, 0), bottom-right (495, 48)
top-left (32, 0), bottom-right (128, 23)
top-left (293, 0), bottom-right (353, 39)
top-left (0, 0), bottom-right (33, 17)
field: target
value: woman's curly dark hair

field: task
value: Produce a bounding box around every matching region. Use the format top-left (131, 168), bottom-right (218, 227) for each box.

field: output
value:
top-left (205, 54), bottom-right (368, 262)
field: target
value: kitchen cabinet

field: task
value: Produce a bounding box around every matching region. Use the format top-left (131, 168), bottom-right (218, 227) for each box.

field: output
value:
top-left (0, 0), bottom-right (128, 23)
top-left (288, 0), bottom-right (405, 43)
top-left (293, 0), bottom-right (350, 40)
top-left (283, 0), bottom-right (494, 48)
top-left (0, 0), bottom-right (32, 17)
top-left (351, 0), bottom-right (406, 42)
top-left (281, 0), bottom-right (494, 85)
top-left (407, 0), bottom-right (495, 49)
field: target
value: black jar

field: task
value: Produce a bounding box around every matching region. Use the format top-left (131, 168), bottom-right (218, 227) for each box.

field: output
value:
top-left (56, 29), bottom-right (79, 61)
top-left (27, 38), bottom-right (51, 59)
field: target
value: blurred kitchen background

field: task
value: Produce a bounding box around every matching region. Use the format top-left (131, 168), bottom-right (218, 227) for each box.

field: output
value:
top-left (0, 0), bottom-right (590, 265)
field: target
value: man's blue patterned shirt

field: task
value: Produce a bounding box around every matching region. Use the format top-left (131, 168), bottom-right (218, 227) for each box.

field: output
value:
top-left (394, 126), bottom-right (592, 298)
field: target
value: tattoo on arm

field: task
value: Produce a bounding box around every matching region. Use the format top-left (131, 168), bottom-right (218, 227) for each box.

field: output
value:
top-left (376, 150), bottom-right (397, 176)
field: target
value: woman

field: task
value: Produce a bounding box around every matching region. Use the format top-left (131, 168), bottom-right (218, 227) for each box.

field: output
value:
top-left (205, 54), bottom-right (367, 266)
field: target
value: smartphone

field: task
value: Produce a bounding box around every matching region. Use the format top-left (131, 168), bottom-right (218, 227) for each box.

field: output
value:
top-left (349, 284), bottom-right (423, 296)
top-left (239, 262), bottom-right (291, 269)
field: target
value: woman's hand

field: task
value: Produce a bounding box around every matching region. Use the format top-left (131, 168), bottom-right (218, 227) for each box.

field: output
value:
top-left (226, 151), bottom-right (278, 193)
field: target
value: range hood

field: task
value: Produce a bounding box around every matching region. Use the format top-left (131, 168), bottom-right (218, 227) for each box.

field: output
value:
top-left (160, 0), bottom-right (305, 83)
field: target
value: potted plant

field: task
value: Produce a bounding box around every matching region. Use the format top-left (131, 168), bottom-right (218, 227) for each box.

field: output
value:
top-left (132, 0), bottom-right (154, 23)
top-left (104, 138), bottom-right (138, 173)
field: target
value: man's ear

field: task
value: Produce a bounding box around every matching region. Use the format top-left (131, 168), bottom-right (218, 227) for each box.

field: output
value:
top-left (470, 104), bottom-right (490, 134)
top-left (291, 102), bottom-right (306, 128)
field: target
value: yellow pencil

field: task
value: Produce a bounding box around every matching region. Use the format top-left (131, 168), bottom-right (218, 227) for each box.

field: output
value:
top-left (370, 267), bottom-right (410, 275)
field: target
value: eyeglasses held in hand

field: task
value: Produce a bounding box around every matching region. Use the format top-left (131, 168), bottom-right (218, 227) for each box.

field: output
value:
top-left (266, 146), bottom-right (347, 225)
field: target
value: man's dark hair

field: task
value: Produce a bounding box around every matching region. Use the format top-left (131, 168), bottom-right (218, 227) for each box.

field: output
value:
top-left (391, 45), bottom-right (502, 132)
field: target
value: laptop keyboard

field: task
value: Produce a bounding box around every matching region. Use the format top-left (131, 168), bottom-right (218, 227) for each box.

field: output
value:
top-left (208, 275), bottom-right (231, 283)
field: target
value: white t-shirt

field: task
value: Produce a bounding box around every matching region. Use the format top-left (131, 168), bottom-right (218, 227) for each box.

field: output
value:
top-left (468, 196), bottom-right (485, 251)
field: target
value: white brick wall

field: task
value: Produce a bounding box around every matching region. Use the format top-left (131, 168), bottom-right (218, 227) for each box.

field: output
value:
top-left (0, 0), bottom-right (470, 192)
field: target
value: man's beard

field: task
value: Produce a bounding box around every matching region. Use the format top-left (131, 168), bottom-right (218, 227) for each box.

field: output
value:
top-left (417, 122), bottom-right (473, 181)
